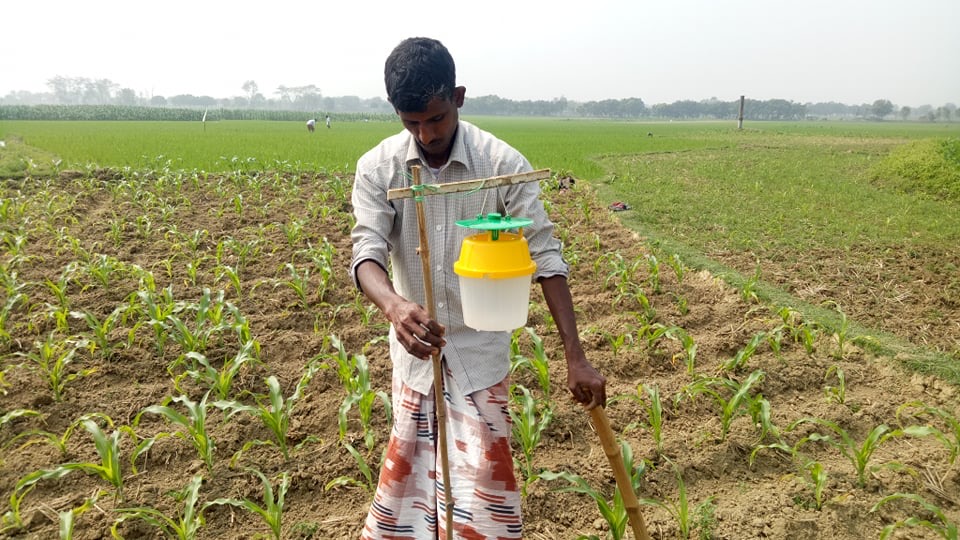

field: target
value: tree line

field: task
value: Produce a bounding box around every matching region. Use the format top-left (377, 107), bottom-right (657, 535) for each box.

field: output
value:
top-left (1, 76), bottom-right (955, 122)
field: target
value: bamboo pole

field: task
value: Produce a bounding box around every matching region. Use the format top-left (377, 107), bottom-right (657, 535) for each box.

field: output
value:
top-left (388, 168), bottom-right (550, 201)
top-left (410, 166), bottom-right (455, 539)
top-left (589, 406), bottom-right (651, 540)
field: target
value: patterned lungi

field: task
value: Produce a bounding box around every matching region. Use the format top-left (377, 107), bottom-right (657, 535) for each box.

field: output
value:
top-left (361, 367), bottom-right (521, 539)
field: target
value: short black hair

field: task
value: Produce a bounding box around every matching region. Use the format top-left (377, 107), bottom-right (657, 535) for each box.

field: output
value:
top-left (384, 37), bottom-right (456, 113)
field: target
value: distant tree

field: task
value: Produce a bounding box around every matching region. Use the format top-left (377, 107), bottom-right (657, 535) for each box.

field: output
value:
top-left (242, 80), bottom-right (259, 104)
top-left (47, 76), bottom-right (83, 104)
top-left (871, 99), bottom-right (894, 119)
top-left (150, 95), bottom-right (167, 107)
top-left (168, 94), bottom-right (217, 107)
top-left (900, 105), bottom-right (911, 121)
top-left (116, 88), bottom-right (138, 106)
top-left (939, 103), bottom-right (956, 122)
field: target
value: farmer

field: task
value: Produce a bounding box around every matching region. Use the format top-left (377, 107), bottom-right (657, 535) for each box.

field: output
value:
top-left (350, 37), bottom-right (607, 539)
top-left (326, 114), bottom-right (331, 129)
top-left (306, 118), bottom-right (316, 132)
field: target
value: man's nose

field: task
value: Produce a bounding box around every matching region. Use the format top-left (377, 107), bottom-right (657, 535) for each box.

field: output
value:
top-left (417, 124), bottom-right (437, 146)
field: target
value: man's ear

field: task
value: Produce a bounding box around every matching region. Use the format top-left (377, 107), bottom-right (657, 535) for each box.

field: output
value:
top-left (453, 86), bottom-right (466, 108)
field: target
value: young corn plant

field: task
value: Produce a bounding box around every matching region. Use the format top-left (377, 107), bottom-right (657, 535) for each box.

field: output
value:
top-left (111, 474), bottom-right (210, 540)
top-left (325, 441), bottom-right (378, 493)
top-left (719, 331), bottom-right (767, 373)
top-left (44, 271), bottom-right (75, 313)
top-left (209, 469), bottom-right (289, 540)
top-left (741, 264), bottom-right (762, 303)
top-left (822, 300), bottom-right (851, 360)
top-left (298, 238), bottom-right (336, 303)
top-left (7, 418), bottom-right (128, 507)
top-left (62, 419), bottom-right (127, 498)
top-left (136, 285), bottom-right (176, 355)
top-left (622, 383), bottom-right (666, 460)
top-left (86, 254), bottom-right (124, 289)
top-left (322, 335), bottom-right (392, 452)
top-left (338, 352), bottom-right (391, 453)
top-left (349, 291), bottom-right (380, 327)
top-left (641, 324), bottom-right (696, 375)
top-left (540, 439), bottom-right (647, 540)
top-left (668, 253), bottom-right (686, 284)
top-left (509, 384), bottom-right (554, 495)
top-left (777, 306), bottom-right (819, 355)
top-left (870, 492), bottom-right (958, 540)
top-left (280, 218), bottom-right (306, 248)
top-left (136, 393), bottom-right (217, 471)
top-left (181, 337), bottom-right (261, 400)
top-left (216, 363), bottom-right (323, 462)
top-left (70, 306), bottom-right (125, 359)
top-left (788, 417), bottom-right (899, 488)
top-left (276, 263), bottom-right (313, 311)
top-left (509, 327), bottom-right (552, 400)
top-left (165, 288), bottom-right (231, 355)
top-left (639, 461), bottom-right (715, 540)
top-left (16, 333), bottom-right (95, 402)
top-left (0, 288), bottom-right (27, 344)
top-left (823, 365), bottom-right (846, 404)
top-left (896, 401), bottom-right (960, 467)
top-left (603, 330), bottom-right (634, 359)
top-left (222, 236), bottom-right (261, 272)
top-left (645, 254), bottom-right (661, 294)
top-left (214, 264), bottom-right (243, 299)
top-left (803, 460), bottom-right (828, 510)
top-left (676, 370), bottom-right (767, 442)
top-left (107, 216), bottom-right (125, 247)
top-left (603, 253), bottom-right (643, 304)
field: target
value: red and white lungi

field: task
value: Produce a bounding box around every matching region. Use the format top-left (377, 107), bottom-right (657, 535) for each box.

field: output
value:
top-left (361, 369), bottom-right (521, 539)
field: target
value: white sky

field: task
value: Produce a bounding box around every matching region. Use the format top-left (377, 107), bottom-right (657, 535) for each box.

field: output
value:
top-left (3, 0), bottom-right (958, 107)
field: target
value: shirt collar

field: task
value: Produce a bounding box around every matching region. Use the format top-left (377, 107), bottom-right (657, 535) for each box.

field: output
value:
top-left (403, 121), bottom-right (472, 175)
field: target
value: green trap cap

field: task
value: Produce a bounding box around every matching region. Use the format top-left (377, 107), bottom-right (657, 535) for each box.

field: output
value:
top-left (455, 213), bottom-right (533, 232)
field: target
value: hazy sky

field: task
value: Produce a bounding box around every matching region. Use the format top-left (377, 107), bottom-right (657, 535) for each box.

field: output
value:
top-left (4, 0), bottom-right (958, 107)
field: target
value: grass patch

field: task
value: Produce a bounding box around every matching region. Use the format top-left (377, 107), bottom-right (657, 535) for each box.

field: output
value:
top-left (871, 137), bottom-right (960, 203)
top-left (0, 135), bottom-right (60, 179)
top-left (595, 127), bottom-right (960, 382)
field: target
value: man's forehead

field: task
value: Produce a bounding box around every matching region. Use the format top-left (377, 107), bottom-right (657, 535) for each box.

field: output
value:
top-left (397, 97), bottom-right (452, 120)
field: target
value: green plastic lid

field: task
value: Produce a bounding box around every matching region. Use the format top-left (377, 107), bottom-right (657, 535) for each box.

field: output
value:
top-left (456, 213), bottom-right (533, 240)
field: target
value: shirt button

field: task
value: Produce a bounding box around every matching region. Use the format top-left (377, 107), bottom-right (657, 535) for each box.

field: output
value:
top-left (436, 265), bottom-right (442, 271)
top-left (438, 302), bottom-right (444, 308)
top-left (435, 225), bottom-right (442, 231)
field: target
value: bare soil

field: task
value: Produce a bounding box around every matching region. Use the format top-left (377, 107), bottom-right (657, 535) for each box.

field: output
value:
top-left (0, 171), bottom-right (957, 539)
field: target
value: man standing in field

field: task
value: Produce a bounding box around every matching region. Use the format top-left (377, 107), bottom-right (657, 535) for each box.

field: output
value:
top-left (350, 36), bottom-right (607, 539)
top-left (307, 118), bottom-right (316, 132)
top-left (326, 114), bottom-right (331, 129)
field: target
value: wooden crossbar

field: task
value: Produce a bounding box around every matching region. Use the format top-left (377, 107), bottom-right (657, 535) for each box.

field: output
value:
top-left (387, 169), bottom-right (551, 201)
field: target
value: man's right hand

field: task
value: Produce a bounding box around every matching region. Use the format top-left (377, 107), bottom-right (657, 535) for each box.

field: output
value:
top-left (384, 299), bottom-right (446, 360)
top-left (355, 260), bottom-right (445, 360)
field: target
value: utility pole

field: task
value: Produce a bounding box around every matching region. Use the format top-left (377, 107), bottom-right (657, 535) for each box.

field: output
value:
top-left (738, 95), bottom-right (745, 130)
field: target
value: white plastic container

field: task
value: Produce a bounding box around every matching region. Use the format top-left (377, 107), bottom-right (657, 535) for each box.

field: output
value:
top-left (454, 229), bottom-right (536, 332)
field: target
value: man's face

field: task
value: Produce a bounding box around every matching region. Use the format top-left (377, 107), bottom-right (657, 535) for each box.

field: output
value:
top-left (397, 86), bottom-right (465, 167)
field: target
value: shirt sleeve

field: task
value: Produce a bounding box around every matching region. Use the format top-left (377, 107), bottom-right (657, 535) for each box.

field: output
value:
top-left (350, 158), bottom-right (395, 289)
top-left (504, 171), bottom-right (568, 281)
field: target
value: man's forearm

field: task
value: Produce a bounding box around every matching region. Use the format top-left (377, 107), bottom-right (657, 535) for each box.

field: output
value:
top-left (355, 259), bottom-right (403, 316)
top-left (539, 275), bottom-right (587, 363)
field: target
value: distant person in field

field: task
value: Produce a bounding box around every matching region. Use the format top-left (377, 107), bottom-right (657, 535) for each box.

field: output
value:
top-left (306, 118), bottom-right (316, 132)
top-left (350, 36), bottom-right (606, 539)
top-left (325, 115), bottom-right (331, 129)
